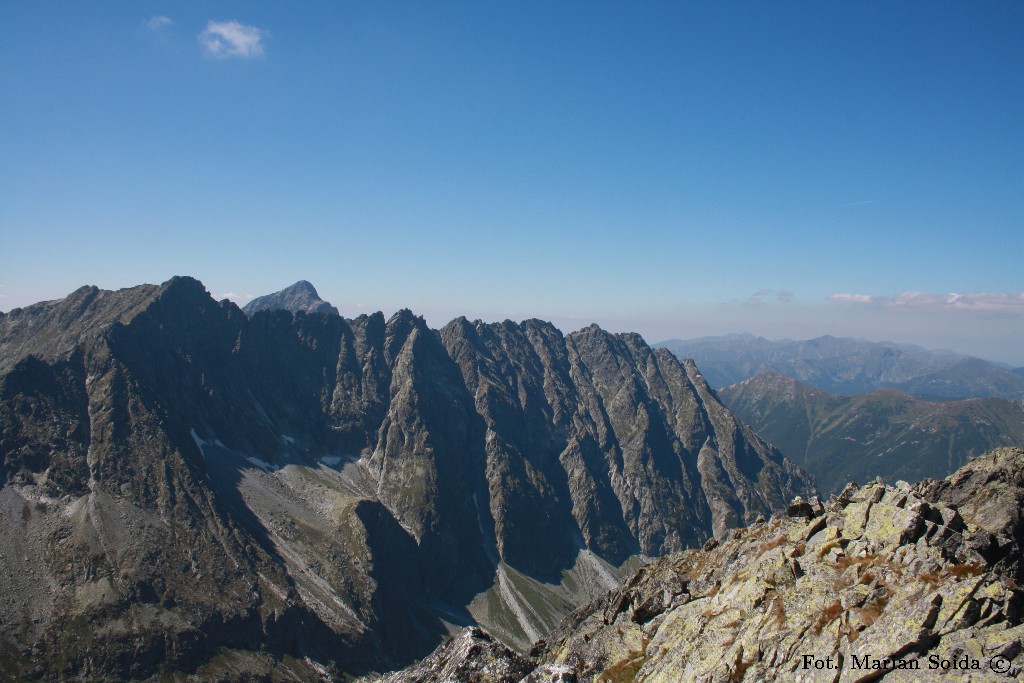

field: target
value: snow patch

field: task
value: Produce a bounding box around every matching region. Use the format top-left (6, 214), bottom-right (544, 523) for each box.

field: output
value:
top-left (320, 455), bottom-right (343, 466)
top-left (190, 429), bottom-right (207, 459)
top-left (246, 456), bottom-right (276, 471)
top-left (282, 435), bottom-right (296, 445)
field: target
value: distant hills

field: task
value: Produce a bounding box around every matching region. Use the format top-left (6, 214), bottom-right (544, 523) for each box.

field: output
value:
top-left (897, 356), bottom-right (1024, 401)
top-left (720, 371), bottom-right (1024, 493)
top-left (656, 333), bottom-right (1024, 400)
top-left (242, 279), bottom-right (339, 316)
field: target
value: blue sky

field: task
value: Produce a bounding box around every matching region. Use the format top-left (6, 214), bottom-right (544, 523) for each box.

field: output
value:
top-left (2, 2), bottom-right (1022, 363)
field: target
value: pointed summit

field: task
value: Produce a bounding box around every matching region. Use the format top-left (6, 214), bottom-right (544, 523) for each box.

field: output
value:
top-left (242, 280), bottom-right (339, 316)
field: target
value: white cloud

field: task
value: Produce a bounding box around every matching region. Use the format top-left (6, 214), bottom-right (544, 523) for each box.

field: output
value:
top-left (146, 16), bottom-right (174, 31)
top-left (829, 291), bottom-right (1024, 313)
top-left (199, 20), bottom-right (266, 58)
top-left (928, 291), bottom-right (1024, 313)
top-left (220, 292), bottom-right (255, 304)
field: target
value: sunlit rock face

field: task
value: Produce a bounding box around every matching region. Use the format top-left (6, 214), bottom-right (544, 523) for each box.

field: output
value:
top-left (0, 276), bottom-right (812, 680)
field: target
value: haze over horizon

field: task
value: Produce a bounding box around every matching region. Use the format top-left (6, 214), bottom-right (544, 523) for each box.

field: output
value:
top-left (3, 2), bottom-right (1022, 364)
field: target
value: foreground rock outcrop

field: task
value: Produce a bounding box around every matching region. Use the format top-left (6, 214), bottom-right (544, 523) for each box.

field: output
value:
top-left (390, 447), bottom-right (1024, 682)
top-left (377, 628), bottom-right (534, 683)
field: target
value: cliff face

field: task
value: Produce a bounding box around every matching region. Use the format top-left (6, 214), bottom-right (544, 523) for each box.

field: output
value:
top-left (392, 447), bottom-right (1024, 682)
top-left (0, 277), bottom-right (812, 679)
top-left (440, 318), bottom-right (811, 572)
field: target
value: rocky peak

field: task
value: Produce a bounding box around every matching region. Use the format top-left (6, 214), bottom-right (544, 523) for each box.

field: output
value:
top-left (919, 447), bottom-right (1024, 583)
top-left (156, 274), bottom-right (208, 297)
top-left (242, 279), bottom-right (340, 316)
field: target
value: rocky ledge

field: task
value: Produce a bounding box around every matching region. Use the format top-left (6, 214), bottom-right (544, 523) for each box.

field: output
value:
top-left (382, 447), bottom-right (1024, 682)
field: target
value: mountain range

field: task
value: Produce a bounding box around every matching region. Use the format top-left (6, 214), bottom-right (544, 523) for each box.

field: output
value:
top-left (719, 372), bottom-right (1024, 494)
top-left (656, 333), bottom-right (1024, 400)
top-left (0, 277), bottom-right (812, 680)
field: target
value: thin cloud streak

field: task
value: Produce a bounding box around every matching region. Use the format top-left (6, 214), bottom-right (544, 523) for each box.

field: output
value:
top-left (829, 293), bottom-right (875, 303)
top-left (829, 291), bottom-right (1024, 313)
top-left (747, 289), bottom-right (796, 305)
top-left (146, 16), bottom-right (173, 31)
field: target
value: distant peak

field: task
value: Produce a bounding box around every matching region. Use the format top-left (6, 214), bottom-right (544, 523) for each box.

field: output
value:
top-left (290, 280), bottom-right (318, 293)
top-left (159, 276), bottom-right (207, 296)
top-left (387, 308), bottom-right (424, 327)
top-left (571, 323), bottom-right (606, 336)
top-left (243, 280), bottom-right (339, 316)
top-left (147, 277), bottom-right (211, 308)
